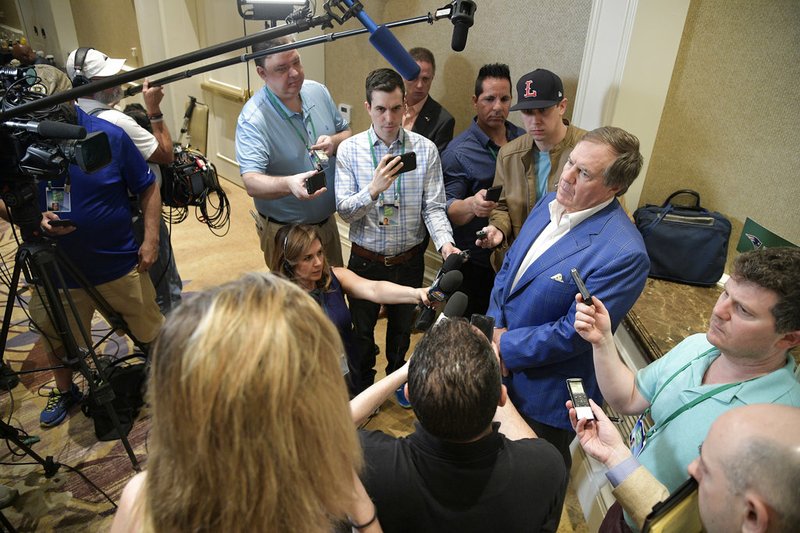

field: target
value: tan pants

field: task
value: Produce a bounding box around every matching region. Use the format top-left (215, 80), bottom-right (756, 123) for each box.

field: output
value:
top-left (254, 212), bottom-right (343, 268)
top-left (29, 267), bottom-right (164, 353)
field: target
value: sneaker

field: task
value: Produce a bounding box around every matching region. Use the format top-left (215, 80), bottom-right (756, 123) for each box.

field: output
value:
top-left (40, 383), bottom-right (82, 427)
top-left (395, 385), bottom-right (411, 409)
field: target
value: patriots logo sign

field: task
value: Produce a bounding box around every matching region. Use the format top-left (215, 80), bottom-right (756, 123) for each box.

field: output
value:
top-left (746, 233), bottom-right (764, 250)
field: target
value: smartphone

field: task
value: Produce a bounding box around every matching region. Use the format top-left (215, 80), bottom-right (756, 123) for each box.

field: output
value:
top-left (470, 313), bottom-right (495, 341)
top-left (570, 267), bottom-right (592, 305)
top-left (485, 185), bottom-right (502, 203)
top-left (566, 378), bottom-right (594, 420)
top-left (396, 151), bottom-right (417, 174)
top-left (49, 219), bottom-right (76, 228)
top-left (305, 170), bottom-right (327, 195)
top-left (475, 229), bottom-right (487, 239)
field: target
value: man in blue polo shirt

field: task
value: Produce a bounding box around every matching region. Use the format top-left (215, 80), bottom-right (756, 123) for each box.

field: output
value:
top-left (573, 247), bottom-right (800, 530)
top-left (236, 34), bottom-right (351, 267)
top-left (442, 63), bottom-right (524, 317)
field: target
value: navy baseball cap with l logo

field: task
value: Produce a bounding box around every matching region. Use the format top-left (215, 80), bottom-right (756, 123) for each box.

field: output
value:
top-left (510, 69), bottom-right (564, 111)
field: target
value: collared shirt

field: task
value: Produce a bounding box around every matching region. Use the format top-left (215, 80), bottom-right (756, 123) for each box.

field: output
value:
top-left (403, 95), bottom-right (427, 130)
top-left (511, 197), bottom-right (614, 290)
top-left (335, 127), bottom-right (454, 255)
top-left (442, 118), bottom-right (525, 266)
top-left (635, 333), bottom-right (800, 493)
top-left (235, 80), bottom-right (348, 224)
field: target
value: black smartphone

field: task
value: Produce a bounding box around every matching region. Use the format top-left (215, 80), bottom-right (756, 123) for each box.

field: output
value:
top-left (570, 267), bottom-right (592, 305)
top-left (305, 170), bottom-right (327, 194)
top-left (485, 185), bottom-right (502, 203)
top-left (49, 219), bottom-right (76, 228)
top-left (470, 313), bottom-right (495, 341)
top-left (566, 378), bottom-right (594, 420)
top-left (396, 151), bottom-right (417, 174)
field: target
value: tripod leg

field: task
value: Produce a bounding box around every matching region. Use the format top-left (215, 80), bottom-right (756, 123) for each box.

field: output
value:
top-left (0, 251), bottom-right (26, 390)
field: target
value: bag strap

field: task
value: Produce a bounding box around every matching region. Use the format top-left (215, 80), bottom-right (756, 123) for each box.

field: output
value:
top-left (639, 203), bottom-right (674, 238)
top-left (662, 189), bottom-right (701, 208)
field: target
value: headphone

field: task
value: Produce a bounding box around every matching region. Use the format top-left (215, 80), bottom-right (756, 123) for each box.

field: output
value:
top-left (71, 47), bottom-right (94, 88)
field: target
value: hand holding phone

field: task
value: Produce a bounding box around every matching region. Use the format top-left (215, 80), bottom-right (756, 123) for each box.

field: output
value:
top-left (305, 170), bottom-right (327, 195)
top-left (570, 267), bottom-right (593, 305)
top-left (396, 151), bottom-right (417, 174)
top-left (567, 378), bottom-right (594, 420)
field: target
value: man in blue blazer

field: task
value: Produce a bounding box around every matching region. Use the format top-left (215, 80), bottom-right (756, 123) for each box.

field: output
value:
top-left (484, 126), bottom-right (650, 469)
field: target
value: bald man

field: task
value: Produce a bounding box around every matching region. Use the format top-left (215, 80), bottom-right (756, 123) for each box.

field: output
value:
top-left (570, 402), bottom-right (800, 532)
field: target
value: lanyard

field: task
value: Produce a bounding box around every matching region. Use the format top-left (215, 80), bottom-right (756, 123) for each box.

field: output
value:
top-left (487, 144), bottom-right (498, 161)
top-left (265, 87), bottom-right (318, 149)
top-left (368, 128), bottom-right (405, 202)
top-left (643, 348), bottom-right (755, 441)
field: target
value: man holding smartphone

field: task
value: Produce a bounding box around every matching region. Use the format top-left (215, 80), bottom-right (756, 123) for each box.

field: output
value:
top-left (236, 34), bottom-right (351, 268)
top-left (442, 64), bottom-right (524, 317)
top-left (336, 68), bottom-right (458, 397)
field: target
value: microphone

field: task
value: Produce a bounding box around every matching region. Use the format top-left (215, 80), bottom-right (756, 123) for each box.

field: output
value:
top-left (450, 0), bottom-right (477, 52)
top-left (3, 120), bottom-right (87, 140)
top-left (341, 0), bottom-right (421, 80)
top-left (413, 271), bottom-right (463, 332)
top-left (433, 291), bottom-right (469, 326)
top-left (428, 270), bottom-right (463, 302)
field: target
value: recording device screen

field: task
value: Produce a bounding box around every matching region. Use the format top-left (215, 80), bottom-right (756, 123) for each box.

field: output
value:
top-left (306, 170), bottom-right (326, 194)
top-left (567, 378), bottom-right (594, 420)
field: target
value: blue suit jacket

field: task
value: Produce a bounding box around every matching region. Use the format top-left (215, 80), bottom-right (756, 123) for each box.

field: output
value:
top-left (487, 193), bottom-right (649, 430)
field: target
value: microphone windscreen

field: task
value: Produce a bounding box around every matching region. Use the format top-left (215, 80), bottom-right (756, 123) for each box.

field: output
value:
top-left (451, 23), bottom-right (469, 52)
top-left (443, 291), bottom-right (468, 319)
top-left (440, 252), bottom-right (465, 274)
top-left (37, 121), bottom-right (87, 139)
top-left (369, 26), bottom-right (421, 81)
top-left (438, 270), bottom-right (463, 294)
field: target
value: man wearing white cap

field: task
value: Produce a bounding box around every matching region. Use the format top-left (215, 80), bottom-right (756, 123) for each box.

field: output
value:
top-left (66, 47), bottom-right (182, 314)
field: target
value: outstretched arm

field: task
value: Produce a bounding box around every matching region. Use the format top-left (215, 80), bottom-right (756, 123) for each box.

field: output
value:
top-left (335, 267), bottom-right (430, 306)
top-left (350, 362), bottom-right (409, 426)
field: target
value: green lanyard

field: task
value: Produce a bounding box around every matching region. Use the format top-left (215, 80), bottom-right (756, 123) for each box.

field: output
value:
top-left (368, 128), bottom-right (404, 202)
top-left (487, 144), bottom-right (498, 161)
top-left (265, 87), bottom-right (318, 150)
top-left (643, 348), bottom-right (755, 441)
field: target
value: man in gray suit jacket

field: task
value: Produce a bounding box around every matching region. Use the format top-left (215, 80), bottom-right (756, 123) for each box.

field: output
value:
top-left (403, 47), bottom-right (455, 152)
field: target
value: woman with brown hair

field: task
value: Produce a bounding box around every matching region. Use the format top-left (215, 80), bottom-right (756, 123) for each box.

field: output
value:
top-left (271, 224), bottom-right (431, 392)
top-left (110, 272), bottom-right (380, 532)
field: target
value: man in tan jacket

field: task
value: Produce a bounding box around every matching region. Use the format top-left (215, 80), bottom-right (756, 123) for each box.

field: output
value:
top-left (477, 69), bottom-right (585, 270)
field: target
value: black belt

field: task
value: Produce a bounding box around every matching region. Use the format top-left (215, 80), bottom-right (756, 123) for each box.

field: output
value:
top-left (261, 214), bottom-right (329, 227)
top-left (351, 242), bottom-right (426, 267)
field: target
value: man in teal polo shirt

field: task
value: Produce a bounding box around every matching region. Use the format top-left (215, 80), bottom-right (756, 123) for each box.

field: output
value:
top-left (572, 247), bottom-right (800, 530)
top-left (236, 34), bottom-right (351, 267)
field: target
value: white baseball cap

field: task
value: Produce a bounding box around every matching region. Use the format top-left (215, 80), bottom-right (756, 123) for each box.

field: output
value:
top-left (66, 48), bottom-right (126, 81)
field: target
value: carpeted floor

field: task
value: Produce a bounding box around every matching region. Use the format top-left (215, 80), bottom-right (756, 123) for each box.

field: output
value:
top-left (0, 180), bottom-right (587, 532)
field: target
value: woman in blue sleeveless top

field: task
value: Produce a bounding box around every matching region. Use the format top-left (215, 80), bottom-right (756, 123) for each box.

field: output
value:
top-left (271, 224), bottom-right (431, 387)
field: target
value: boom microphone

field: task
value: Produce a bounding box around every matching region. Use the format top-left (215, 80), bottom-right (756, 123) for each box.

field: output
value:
top-left (433, 291), bottom-right (469, 325)
top-left (341, 0), bottom-right (421, 80)
top-left (450, 0), bottom-right (477, 52)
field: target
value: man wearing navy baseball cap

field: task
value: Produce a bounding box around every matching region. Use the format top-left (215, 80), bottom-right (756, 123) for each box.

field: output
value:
top-left (477, 69), bottom-right (586, 270)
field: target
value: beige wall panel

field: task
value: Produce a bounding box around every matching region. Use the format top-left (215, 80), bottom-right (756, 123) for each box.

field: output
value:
top-left (70, 0), bottom-right (143, 67)
top-left (324, 0), bottom-right (591, 136)
top-left (641, 0), bottom-right (800, 267)
top-left (0, 0), bottom-right (21, 28)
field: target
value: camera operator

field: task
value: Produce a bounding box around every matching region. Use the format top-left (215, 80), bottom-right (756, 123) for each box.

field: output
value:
top-left (66, 47), bottom-right (182, 315)
top-left (1, 104), bottom-right (164, 428)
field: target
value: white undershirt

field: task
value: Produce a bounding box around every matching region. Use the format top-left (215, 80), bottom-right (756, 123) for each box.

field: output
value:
top-left (510, 197), bottom-right (614, 291)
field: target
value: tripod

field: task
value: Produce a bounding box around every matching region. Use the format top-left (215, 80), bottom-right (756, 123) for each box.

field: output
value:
top-left (0, 236), bottom-right (149, 470)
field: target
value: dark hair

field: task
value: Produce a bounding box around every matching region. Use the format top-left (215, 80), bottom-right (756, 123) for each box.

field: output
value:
top-left (270, 224), bottom-right (332, 291)
top-left (365, 68), bottom-right (405, 104)
top-left (407, 318), bottom-right (501, 441)
top-left (732, 247), bottom-right (800, 333)
top-left (408, 47), bottom-right (435, 71)
top-left (474, 63), bottom-right (511, 97)
top-left (580, 126), bottom-right (644, 196)
top-left (251, 34), bottom-right (296, 68)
